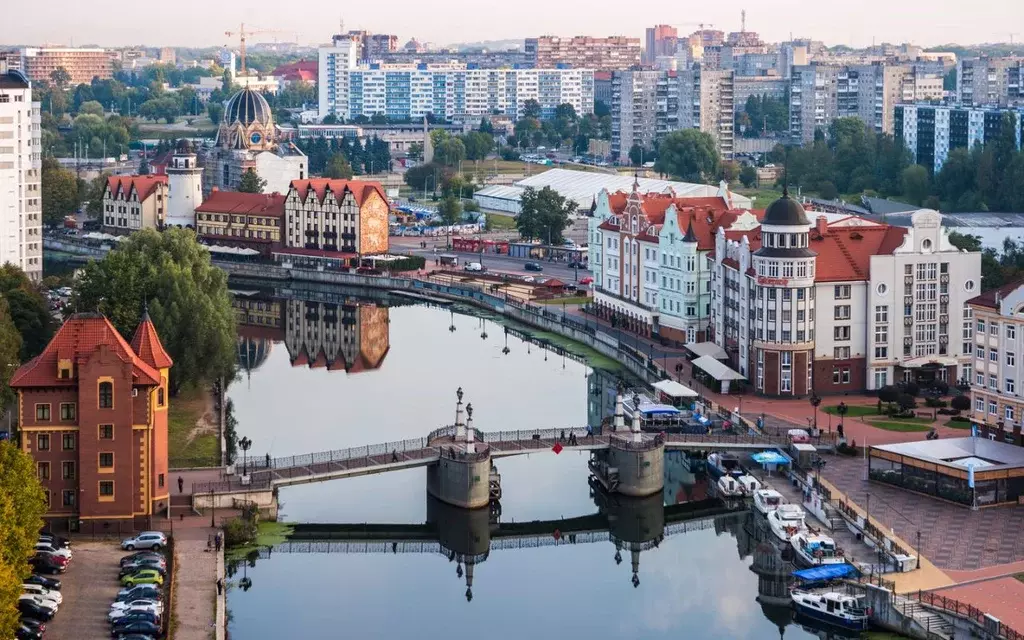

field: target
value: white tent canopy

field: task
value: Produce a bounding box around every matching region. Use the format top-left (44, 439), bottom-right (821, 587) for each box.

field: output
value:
top-left (692, 355), bottom-right (745, 381)
top-left (204, 244), bottom-right (259, 256)
top-left (686, 342), bottom-right (729, 360)
top-left (652, 379), bottom-right (699, 399)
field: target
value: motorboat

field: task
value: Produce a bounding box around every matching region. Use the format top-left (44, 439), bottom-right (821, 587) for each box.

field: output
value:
top-left (753, 488), bottom-right (785, 515)
top-left (791, 532), bottom-right (846, 567)
top-left (791, 590), bottom-right (869, 631)
top-left (716, 475), bottom-right (745, 498)
top-left (767, 504), bottom-right (808, 542)
top-left (707, 452), bottom-right (743, 478)
top-left (737, 475), bottom-right (762, 495)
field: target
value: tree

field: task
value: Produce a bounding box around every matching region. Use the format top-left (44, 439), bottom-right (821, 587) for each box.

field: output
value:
top-left (516, 186), bottom-right (577, 244)
top-left (0, 298), bottom-right (21, 415)
top-left (407, 142), bottom-right (424, 162)
top-left (438, 195), bottom-right (463, 227)
top-left (68, 228), bottom-right (237, 393)
top-left (818, 181), bottom-right (839, 200)
top-left (85, 172), bottom-right (110, 219)
top-left (238, 168), bottom-right (266, 193)
top-left (138, 157), bottom-right (151, 175)
top-left (740, 165), bottom-right (758, 188)
top-left (897, 393), bottom-right (917, 412)
top-left (0, 440), bottom-right (47, 640)
top-left (0, 265), bottom-right (54, 361)
top-left (325, 154), bottom-right (353, 179)
top-left (403, 162), bottom-right (444, 193)
top-left (522, 99), bottom-right (541, 120)
top-left (878, 385), bottom-right (900, 404)
top-left (436, 136), bottom-right (466, 167)
top-left (950, 395), bottom-right (971, 412)
top-left (654, 129), bottom-right (720, 182)
top-left (901, 164), bottom-right (930, 206)
top-left (49, 66), bottom-right (71, 89)
top-left (41, 157), bottom-right (80, 226)
top-left (207, 101), bottom-right (224, 124)
top-left (460, 131), bottom-right (493, 161)
top-left (628, 144), bottom-right (644, 167)
top-left (77, 100), bottom-right (105, 117)
top-left (719, 160), bottom-right (740, 184)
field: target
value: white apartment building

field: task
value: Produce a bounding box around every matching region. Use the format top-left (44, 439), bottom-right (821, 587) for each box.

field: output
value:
top-left (968, 281), bottom-right (1024, 438)
top-left (0, 66), bottom-right (42, 280)
top-left (710, 198), bottom-right (981, 396)
top-left (318, 36), bottom-right (359, 120)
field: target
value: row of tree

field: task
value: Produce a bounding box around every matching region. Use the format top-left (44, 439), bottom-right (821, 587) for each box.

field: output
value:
top-left (295, 135), bottom-right (393, 178)
top-left (506, 100), bottom-right (610, 154)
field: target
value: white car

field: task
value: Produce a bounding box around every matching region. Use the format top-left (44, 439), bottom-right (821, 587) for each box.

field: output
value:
top-left (121, 531), bottom-right (168, 550)
top-left (110, 599), bottom-right (163, 614)
top-left (21, 584), bottom-right (62, 605)
top-left (33, 542), bottom-right (72, 560)
top-left (19, 595), bottom-right (57, 613)
top-left (109, 602), bottom-right (163, 621)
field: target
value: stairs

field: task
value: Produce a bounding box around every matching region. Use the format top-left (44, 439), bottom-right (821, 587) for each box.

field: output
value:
top-left (822, 504), bottom-right (846, 532)
top-left (893, 596), bottom-right (954, 640)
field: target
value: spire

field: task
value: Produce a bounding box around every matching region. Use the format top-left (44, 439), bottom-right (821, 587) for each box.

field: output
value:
top-left (683, 218), bottom-right (697, 243)
top-left (131, 305), bottom-right (173, 370)
top-left (632, 171), bottom-right (640, 191)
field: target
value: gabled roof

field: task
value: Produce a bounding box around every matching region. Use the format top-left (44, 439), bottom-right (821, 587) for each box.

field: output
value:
top-left (602, 190), bottom-right (757, 250)
top-left (288, 179), bottom-right (388, 207)
top-left (11, 313), bottom-right (161, 388)
top-left (810, 223), bottom-right (907, 282)
top-left (130, 309), bottom-right (173, 370)
top-left (968, 280), bottom-right (1024, 310)
top-left (196, 190), bottom-right (286, 217)
top-left (106, 174), bottom-right (168, 201)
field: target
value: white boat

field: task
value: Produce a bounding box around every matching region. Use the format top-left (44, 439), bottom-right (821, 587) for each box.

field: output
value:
top-left (767, 504), bottom-right (808, 542)
top-left (737, 475), bottom-right (762, 495)
top-left (753, 488), bottom-right (785, 515)
top-left (717, 475), bottom-right (744, 498)
top-left (707, 452), bottom-right (743, 478)
top-left (791, 590), bottom-right (869, 631)
top-left (791, 532), bottom-right (846, 567)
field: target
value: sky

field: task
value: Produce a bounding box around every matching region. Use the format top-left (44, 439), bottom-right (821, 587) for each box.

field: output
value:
top-left (4, 0), bottom-right (1024, 50)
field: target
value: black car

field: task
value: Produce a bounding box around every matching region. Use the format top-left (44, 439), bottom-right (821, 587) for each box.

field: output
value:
top-left (29, 555), bottom-right (65, 575)
top-left (120, 552), bottom-right (164, 567)
top-left (116, 586), bottom-right (162, 602)
top-left (111, 610), bottom-right (160, 627)
top-left (17, 600), bottom-right (54, 622)
top-left (118, 561), bottom-right (166, 578)
top-left (110, 620), bottom-right (160, 638)
top-left (567, 260), bottom-right (587, 269)
top-left (16, 625), bottom-right (42, 640)
top-left (524, 262), bottom-right (543, 272)
top-left (37, 533), bottom-right (70, 549)
top-left (19, 618), bottom-right (45, 632)
top-left (24, 574), bottom-right (61, 591)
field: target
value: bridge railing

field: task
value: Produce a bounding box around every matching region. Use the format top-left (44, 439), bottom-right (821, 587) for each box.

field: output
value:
top-left (193, 477), bottom-right (272, 494)
top-left (249, 435), bottom-right (434, 472)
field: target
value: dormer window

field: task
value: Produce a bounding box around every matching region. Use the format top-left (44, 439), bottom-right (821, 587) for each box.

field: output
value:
top-left (57, 358), bottom-right (73, 379)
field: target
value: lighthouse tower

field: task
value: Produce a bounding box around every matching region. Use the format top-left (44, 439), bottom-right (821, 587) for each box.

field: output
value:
top-left (165, 140), bottom-right (203, 228)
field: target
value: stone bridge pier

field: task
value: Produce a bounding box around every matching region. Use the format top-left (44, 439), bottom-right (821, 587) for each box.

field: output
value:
top-left (426, 390), bottom-right (493, 510)
top-left (590, 391), bottom-right (665, 498)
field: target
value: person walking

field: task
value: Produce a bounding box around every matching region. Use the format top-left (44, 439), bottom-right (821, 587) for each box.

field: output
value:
top-left (216, 578), bottom-right (224, 595)
top-left (265, 453), bottom-right (271, 468)
top-left (177, 476), bottom-right (184, 494)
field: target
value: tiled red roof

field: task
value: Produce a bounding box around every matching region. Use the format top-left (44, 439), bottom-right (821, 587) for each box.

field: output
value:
top-left (603, 191), bottom-right (757, 250)
top-left (196, 190), bottom-right (286, 217)
top-left (106, 174), bottom-right (168, 201)
top-left (130, 311), bottom-right (173, 370)
top-left (11, 313), bottom-right (161, 388)
top-left (811, 224), bottom-right (907, 282)
top-left (594, 71), bottom-right (613, 81)
top-left (968, 280), bottom-right (1024, 309)
top-left (272, 60), bottom-right (317, 81)
top-left (289, 179), bottom-right (388, 207)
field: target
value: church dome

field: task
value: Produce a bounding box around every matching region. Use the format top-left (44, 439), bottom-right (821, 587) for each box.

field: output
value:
top-left (224, 86), bottom-right (272, 127)
top-left (762, 189), bottom-right (809, 226)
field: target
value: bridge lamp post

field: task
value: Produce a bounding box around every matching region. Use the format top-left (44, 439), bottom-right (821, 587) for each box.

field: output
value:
top-left (809, 393), bottom-right (821, 434)
top-left (239, 437), bottom-right (253, 476)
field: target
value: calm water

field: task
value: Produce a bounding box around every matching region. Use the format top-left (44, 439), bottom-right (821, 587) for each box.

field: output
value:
top-left (224, 291), bottom-right (850, 640)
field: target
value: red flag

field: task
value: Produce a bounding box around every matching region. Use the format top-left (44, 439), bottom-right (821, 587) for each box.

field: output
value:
top-left (552, 442), bottom-right (563, 454)
top-left (553, 528), bottom-right (561, 540)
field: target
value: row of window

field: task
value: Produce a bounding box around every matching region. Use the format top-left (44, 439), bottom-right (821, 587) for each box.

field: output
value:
top-left (41, 482), bottom-right (115, 508)
top-left (36, 452), bottom-right (115, 480)
top-left (756, 287), bottom-right (813, 301)
top-left (974, 397), bottom-right (1018, 423)
top-left (976, 320), bottom-right (1018, 341)
top-left (35, 402), bottom-right (76, 421)
top-left (975, 372), bottom-right (1017, 394)
top-left (34, 425), bottom-right (114, 450)
top-left (977, 347), bottom-right (1017, 367)
top-left (758, 260), bottom-right (813, 279)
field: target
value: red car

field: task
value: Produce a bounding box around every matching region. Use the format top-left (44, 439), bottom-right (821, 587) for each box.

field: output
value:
top-left (579, 276), bottom-right (594, 285)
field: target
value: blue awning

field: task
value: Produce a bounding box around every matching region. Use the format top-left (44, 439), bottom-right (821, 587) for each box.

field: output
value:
top-left (792, 564), bottom-right (858, 582)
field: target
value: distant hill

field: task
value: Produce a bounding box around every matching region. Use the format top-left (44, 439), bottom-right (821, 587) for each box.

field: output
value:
top-left (441, 39), bottom-right (523, 52)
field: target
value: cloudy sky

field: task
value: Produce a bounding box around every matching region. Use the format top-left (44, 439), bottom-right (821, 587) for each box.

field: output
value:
top-left (4, 0), bottom-right (1022, 49)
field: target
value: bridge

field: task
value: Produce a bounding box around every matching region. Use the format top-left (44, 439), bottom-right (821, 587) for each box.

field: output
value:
top-left (195, 427), bottom-right (807, 494)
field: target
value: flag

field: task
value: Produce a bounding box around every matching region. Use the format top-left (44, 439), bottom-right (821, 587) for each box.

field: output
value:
top-left (552, 442), bottom-right (563, 455)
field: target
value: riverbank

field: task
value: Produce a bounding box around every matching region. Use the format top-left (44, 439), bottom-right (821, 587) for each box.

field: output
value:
top-left (169, 386), bottom-right (220, 469)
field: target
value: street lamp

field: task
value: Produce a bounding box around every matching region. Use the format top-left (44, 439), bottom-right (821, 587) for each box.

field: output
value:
top-left (239, 437), bottom-right (252, 476)
top-left (835, 401), bottom-right (848, 436)
top-left (809, 393), bottom-right (821, 434)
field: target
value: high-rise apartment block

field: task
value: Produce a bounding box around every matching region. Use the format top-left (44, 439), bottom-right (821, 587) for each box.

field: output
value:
top-left (19, 47), bottom-right (112, 85)
top-left (644, 26), bottom-right (678, 65)
top-left (957, 57), bottom-right (1024, 107)
top-left (525, 35), bottom-right (640, 71)
top-left (679, 67), bottom-right (736, 160)
top-left (0, 64), bottom-right (42, 280)
top-left (610, 70), bottom-right (678, 163)
top-left (894, 105), bottom-right (1024, 173)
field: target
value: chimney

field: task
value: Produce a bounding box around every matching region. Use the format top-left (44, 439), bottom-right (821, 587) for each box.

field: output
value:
top-left (816, 215), bottom-right (828, 236)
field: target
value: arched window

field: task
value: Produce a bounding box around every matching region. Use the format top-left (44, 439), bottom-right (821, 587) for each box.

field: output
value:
top-left (99, 381), bottom-right (113, 408)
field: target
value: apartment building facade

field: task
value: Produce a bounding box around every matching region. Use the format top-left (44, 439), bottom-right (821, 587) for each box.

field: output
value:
top-left (968, 281), bottom-right (1024, 439)
top-left (195, 190), bottom-right (286, 256)
top-left (610, 70), bottom-right (678, 164)
top-left (101, 175), bottom-right (168, 235)
top-left (957, 57), bottom-right (1024, 107)
top-left (679, 66), bottom-right (736, 160)
top-left (894, 105), bottom-right (1024, 172)
top-left (279, 178), bottom-right (389, 265)
top-left (20, 47), bottom-right (112, 85)
top-left (525, 35), bottom-right (641, 71)
top-left (0, 66), bottom-right (42, 280)
top-left (644, 26), bottom-right (678, 65)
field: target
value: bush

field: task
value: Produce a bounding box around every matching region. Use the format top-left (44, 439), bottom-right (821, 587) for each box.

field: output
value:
top-left (222, 517), bottom-right (256, 547)
top-left (950, 395), bottom-right (972, 412)
top-left (948, 415), bottom-right (971, 424)
top-left (937, 408), bottom-right (960, 416)
top-left (924, 398), bottom-right (948, 408)
top-left (902, 382), bottom-right (920, 397)
top-left (383, 255), bottom-right (426, 272)
top-left (878, 385), bottom-right (900, 404)
top-left (836, 442), bottom-right (859, 456)
top-left (931, 380), bottom-right (949, 395)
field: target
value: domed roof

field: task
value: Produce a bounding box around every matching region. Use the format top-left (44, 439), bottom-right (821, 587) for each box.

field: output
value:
top-left (174, 138), bottom-right (195, 155)
top-left (762, 188), bottom-right (809, 226)
top-left (224, 86), bottom-right (272, 127)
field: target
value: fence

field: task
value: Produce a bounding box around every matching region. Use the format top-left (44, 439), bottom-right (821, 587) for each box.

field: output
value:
top-left (192, 477), bottom-right (272, 494)
top-left (910, 591), bottom-right (1024, 640)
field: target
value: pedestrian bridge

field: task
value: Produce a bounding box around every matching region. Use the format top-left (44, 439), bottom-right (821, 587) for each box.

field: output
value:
top-left (195, 427), bottom-right (807, 493)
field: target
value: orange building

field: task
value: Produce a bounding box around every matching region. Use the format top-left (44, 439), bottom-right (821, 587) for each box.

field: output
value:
top-left (11, 312), bottom-right (172, 533)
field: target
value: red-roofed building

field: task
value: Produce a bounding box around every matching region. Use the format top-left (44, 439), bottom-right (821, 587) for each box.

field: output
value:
top-left (11, 312), bottom-right (172, 531)
top-left (284, 299), bottom-right (389, 374)
top-left (271, 60), bottom-right (317, 85)
top-left (710, 201), bottom-right (981, 397)
top-left (195, 189), bottom-right (286, 256)
top-left (588, 179), bottom-right (763, 343)
top-left (102, 174), bottom-right (169, 234)
top-left (277, 179), bottom-right (390, 267)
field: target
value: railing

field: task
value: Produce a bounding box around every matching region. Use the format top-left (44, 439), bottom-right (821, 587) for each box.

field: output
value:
top-left (261, 445), bottom-right (443, 482)
top-left (192, 478), bottom-right (272, 494)
top-left (911, 591), bottom-right (1024, 639)
top-left (248, 435), bottom-right (434, 471)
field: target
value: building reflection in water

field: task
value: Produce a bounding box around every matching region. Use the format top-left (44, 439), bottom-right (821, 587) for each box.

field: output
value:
top-left (232, 292), bottom-right (390, 375)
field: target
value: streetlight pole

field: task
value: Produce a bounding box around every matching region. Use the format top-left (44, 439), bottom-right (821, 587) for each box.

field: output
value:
top-left (809, 393), bottom-right (821, 435)
top-left (239, 437), bottom-right (252, 476)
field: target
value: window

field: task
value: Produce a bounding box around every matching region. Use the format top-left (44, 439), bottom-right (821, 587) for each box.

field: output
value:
top-left (875, 306), bottom-right (888, 322)
top-left (834, 347), bottom-right (851, 359)
top-left (767, 330), bottom-right (777, 341)
top-left (834, 326), bottom-right (851, 341)
top-left (991, 349), bottom-right (999, 362)
top-left (1006, 406), bottom-right (1015, 422)
top-left (977, 371), bottom-right (986, 386)
top-left (62, 433), bottom-right (75, 451)
top-left (37, 462), bottom-right (49, 480)
top-left (875, 346), bottom-right (888, 358)
top-left (1007, 378), bottom-right (1016, 394)
top-left (783, 289), bottom-right (791, 301)
top-left (99, 452), bottom-right (114, 469)
top-left (874, 369), bottom-right (888, 388)
top-left (976, 397), bottom-right (985, 412)
top-left (61, 461), bottom-right (75, 480)
top-left (1008, 352), bottom-right (1016, 368)
top-left (991, 322), bottom-right (1000, 336)
top-left (797, 310), bottom-right (805, 321)
top-left (99, 424), bottom-right (113, 440)
top-left (159, 474), bottom-right (165, 488)
top-left (780, 352), bottom-right (792, 392)
top-left (768, 309), bottom-right (776, 322)
top-left (834, 285), bottom-right (851, 299)
top-left (62, 491), bottom-right (75, 507)
top-left (99, 381), bottom-right (113, 408)
top-left (989, 401), bottom-right (998, 415)
top-left (835, 305), bottom-right (851, 320)
top-left (875, 325), bottom-right (888, 344)
top-left (1009, 325), bottom-right (1017, 341)
top-left (990, 375), bottom-right (999, 390)
top-left (832, 367), bottom-right (851, 384)
top-left (977, 319), bottom-right (986, 334)
top-left (768, 289), bottom-right (776, 300)
top-left (36, 434), bottom-right (49, 451)
top-left (60, 403), bottom-right (75, 421)
top-left (35, 404), bottom-right (50, 421)
top-left (99, 481), bottom-right (114, 498)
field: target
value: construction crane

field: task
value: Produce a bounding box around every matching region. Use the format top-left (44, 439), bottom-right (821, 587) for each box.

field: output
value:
top-left (224, 23), bottom-right (287, 75)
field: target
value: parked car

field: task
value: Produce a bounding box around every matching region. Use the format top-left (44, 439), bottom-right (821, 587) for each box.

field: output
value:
top-left (33, 542), bottom-right (72, 560)
top-left (110, 620), bottom-right (160, 638)
top-left (17, 598), bottom-right (55, 621)
top-left (463, 262), bottom-right (485, 272)
top-left (121, 532), bottom-right (167, 551)
top-left (21, 584), bottom-right (62, 605)
top-left (120, 569), bottom-right (164, 587)
top-left (116, 585), bottom-right (162, 602)
top-left (29, 554), bottom-right (66, 574)
top-left (524, 262), bottom-right (543, 272)
top-left (119, 562), bottom-right (166, 578)
top-left (19, 617), bottom-right (45, 632)
top-left (108, 610), bottom-right (160, 626)
top-left (119, 552), bottom-right (164, 567)
top-left (24, 574), bottom-right (61, 591)
top-left (114, 635), bottom-right (157, 640)
top-left (19, 595), bottom-right (57, 613)
top-left (119, 556), bottom-right (166, 571)
top-left (110, 599), bottom-right (163, 614)
top-left (16, 625), bottom-right (43, 640)
top-left (566, 260), bottom-right (587, 269)
top-left (37, 533), bottom-right (70, 549)
top-left (578, 276), bottom-right (594, 285)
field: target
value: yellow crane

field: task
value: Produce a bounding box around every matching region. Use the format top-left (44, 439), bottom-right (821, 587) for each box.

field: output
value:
top-left (224, 23), bottom-right (288, 75)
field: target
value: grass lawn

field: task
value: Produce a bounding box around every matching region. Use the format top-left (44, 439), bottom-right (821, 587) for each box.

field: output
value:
top-left (945, 419), bottom-right (973, 429)
top-left (736, 187), bottom-right (784, 209)
top-left (486, 213), bottom-right (517, 230)
top-left (226, 521), bottom-right (295, 560)
top-left (535, 296), bottom-right (592, 305)
top-left (823, 405), bottom-right (878, 417)
top-left (168, 386), bottom-right (219, 468)
top-left (861, 420), bottom-right (933, 432)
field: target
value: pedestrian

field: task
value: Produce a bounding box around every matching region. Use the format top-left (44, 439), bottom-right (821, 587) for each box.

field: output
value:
top-left (216, 578), bottom-right (223, 595)
top-left (586, 424), bottom-right (593, 439)
top-left (214, 534), bottom-right (222, 552)
top-left (265, 452), bottom-right (271, 468)
top-left (177, 476), bottom-right (183, 494)
top-left (392, 449), bottom-right (398, 462)
top-left (179, 512), bottom-right (184, 522)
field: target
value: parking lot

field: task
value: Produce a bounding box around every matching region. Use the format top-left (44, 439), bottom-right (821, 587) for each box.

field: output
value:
top-left (43, 541), bottom-right (124, 640)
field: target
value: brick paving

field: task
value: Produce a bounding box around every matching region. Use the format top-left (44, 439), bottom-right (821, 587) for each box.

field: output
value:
top-left (172, 537), bottom-right (219, 640)
top-left (43, 541), bottom-right (123, 640)
top-left (934, 577), bottom-right (1024, 632)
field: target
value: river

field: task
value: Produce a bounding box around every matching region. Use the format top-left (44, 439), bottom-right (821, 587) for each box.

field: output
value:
top-left (223, 290), bottom-right (870, 640)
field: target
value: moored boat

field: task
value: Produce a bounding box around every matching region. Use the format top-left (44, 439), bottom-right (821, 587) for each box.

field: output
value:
top-left (791, 590), bottom-right (870, 631)
top-left (717, 475), bottom-right (744, 498)
top-left (707, 452), bottom-right (743, 478)
top-left (767, 504), bottom-right (808, 542)
top-left (753, 488), bottom-right (785, 515)
top-left (791, 532), bottom-right (846, 567)
top-left (737, 475), bottom-right (762, 495)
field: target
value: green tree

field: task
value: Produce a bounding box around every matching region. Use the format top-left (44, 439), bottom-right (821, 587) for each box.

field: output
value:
top-left (138, 157), bottom-right (151, 175)
top-left (628, 144), bottom-right (644, 167)
top-left (460, 131), bottom-right (494, 161)
top-left (407, 142), bottom-right (424, 162)
top-left (0, 440), bottom-right (47, 640)
top-left (436, 136), bottom-right (466, 167)
top-left (207, 101), bottom-right (224, 124)
top-left (49, 66), bottom-right (71, 88)
top-left (0, 298), bottom-right (22, 415)
top-left (0, 265), bottom-right (54, 361)
top-left (325, 154), bottom-right (353, 179)
top-left (654, 129), bottom-right (720, 182)
top-left (77, 100), bottom-right (105, 117)
top-left (720, 160), bottom-right (740, 184)
top-left (85, 172), bottom-right (111, 219)
top-left (516, 186), bottom-right (577, 244)
top-left (68, 228), bottom-right (236, 393)
top-left (522, 99), bottom-right (541, 120)
top-left (438, 195), bottom-right (463, 227)
top-left (739, 165), bottom-right (758, 188)
top-left (41, 157), bottom-right (80, 226)
top-left (238, 168), bottom-right (267, 193)
top-left (900, 164), bottom-right (930, 206)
